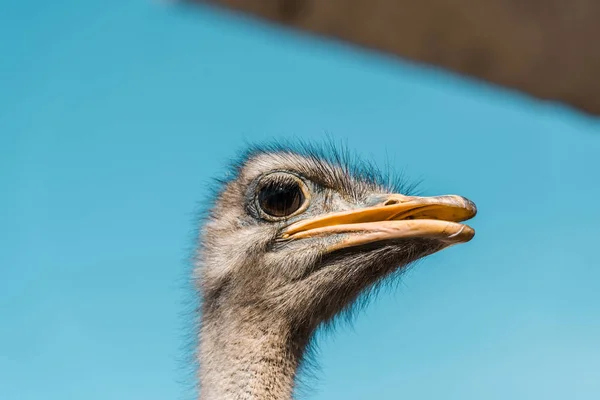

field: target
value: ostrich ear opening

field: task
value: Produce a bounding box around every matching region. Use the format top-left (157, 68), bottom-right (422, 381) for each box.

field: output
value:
top-left (280, 194), bottom-right (477, 251)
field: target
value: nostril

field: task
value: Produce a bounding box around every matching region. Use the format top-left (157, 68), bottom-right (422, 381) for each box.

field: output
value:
top-left (383, 199), bottom-right (399, 206)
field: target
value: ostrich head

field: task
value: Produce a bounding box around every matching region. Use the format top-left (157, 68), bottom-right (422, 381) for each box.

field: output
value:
top-left (196, 144), bottom-right (477, 399)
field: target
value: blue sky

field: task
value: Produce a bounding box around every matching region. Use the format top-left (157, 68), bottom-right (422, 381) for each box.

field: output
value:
top-left (1, 1), bottom-right (599, 399)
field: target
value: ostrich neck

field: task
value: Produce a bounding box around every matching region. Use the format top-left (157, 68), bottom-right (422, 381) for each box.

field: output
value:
top-left (199, 308), bottom-right (308, 400)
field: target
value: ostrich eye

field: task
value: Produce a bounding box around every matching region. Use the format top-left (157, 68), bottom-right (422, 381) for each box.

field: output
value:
top-left (257, 175), bottom-right (307, 219)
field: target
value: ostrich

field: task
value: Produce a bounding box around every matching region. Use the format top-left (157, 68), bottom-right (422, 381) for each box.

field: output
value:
top-left (196, 144), bottom-right (477, 399)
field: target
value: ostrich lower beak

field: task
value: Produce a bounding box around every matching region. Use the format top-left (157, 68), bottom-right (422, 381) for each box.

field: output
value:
top-left (281, 195), bottom-right (477, 251)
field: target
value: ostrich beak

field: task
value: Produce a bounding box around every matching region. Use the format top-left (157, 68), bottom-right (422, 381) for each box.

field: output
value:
top-left (280, 195), bottom-right (477, 251)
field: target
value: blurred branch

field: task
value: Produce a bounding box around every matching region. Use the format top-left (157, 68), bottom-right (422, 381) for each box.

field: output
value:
top-left (194, 0), bottom-right (600, 116)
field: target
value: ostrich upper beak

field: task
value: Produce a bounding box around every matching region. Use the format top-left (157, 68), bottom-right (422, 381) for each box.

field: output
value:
top-left (280, 195), bottom-right (477, 251)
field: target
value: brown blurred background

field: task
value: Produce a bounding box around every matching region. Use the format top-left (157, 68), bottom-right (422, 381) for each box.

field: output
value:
top-left (197, 0), bottom-right (600, 117)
